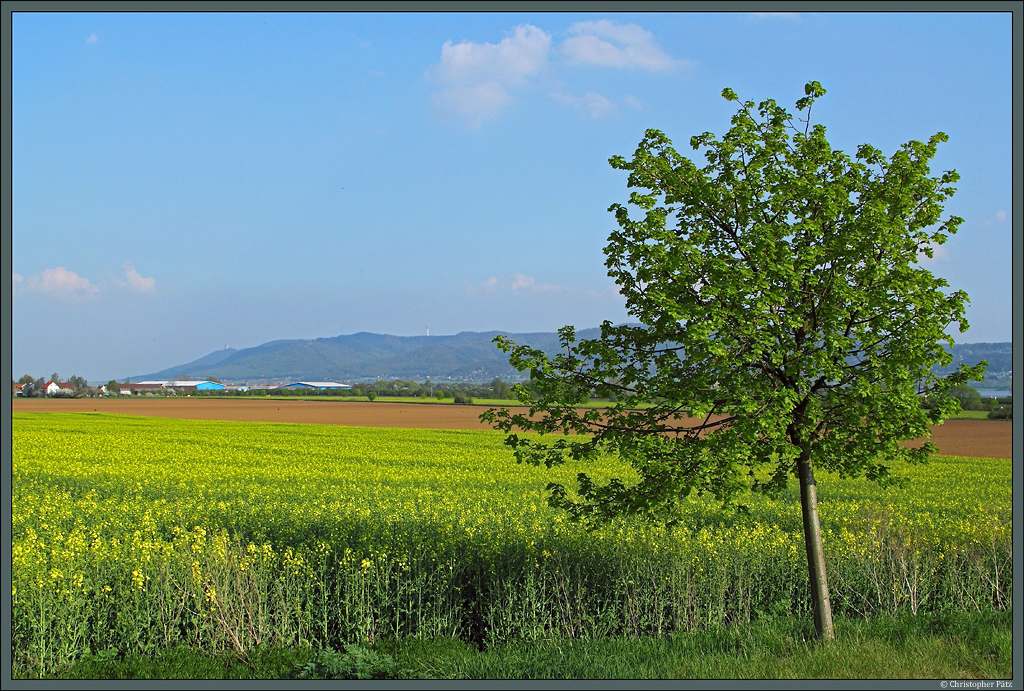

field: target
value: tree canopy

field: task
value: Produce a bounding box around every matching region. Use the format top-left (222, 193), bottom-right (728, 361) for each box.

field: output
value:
top-left (482, 81), bottom-right (985, 639)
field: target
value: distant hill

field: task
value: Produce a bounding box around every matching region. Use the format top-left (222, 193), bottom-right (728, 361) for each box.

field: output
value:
top-left (129, 328), bottom-right (604, 384)
top-left (129, 330), bottom-right (1011, 387)
top-left (933, 342), bottom-right (1013, 389)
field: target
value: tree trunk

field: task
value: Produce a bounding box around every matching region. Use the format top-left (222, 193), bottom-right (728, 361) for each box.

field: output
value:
top-left (796, 448), bottom-right (835, 641)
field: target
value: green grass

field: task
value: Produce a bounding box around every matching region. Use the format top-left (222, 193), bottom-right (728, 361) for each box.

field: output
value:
top-left (945, 409), bottom-right (1013, 420)
top-left (408, 610), bottom-right (1013, 679)
top-left (53, 610), bottom-right (1011, 679)
top-left (55, 644), bottom-right (313, 680)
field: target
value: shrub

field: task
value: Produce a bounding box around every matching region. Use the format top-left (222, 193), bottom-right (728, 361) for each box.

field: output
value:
top-left (290, 645), bottom-right (401, 680)
top-left (987, 406), bottom-right (1012, 420)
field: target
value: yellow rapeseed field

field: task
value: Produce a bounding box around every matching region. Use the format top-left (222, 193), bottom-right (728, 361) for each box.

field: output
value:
top-left (11, 412), bottom-right (1011, 677)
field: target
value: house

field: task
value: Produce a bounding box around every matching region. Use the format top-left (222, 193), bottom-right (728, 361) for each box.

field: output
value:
top-left (45, 381), bottom-right (76, 396)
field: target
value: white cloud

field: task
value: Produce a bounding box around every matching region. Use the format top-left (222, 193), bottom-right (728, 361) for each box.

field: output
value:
top-left (464, 276), bottom-right (502, 295)
top-left (23, 267), bottom-right (99, 298)
top-left (510, 273), bottom-right (564, 293)
top-left (435, 24), bottom-right (550, 83)
top-left (561, 20), bottom-right (680, 70)
top-left (550, 90), bottom-right (614, 117)
top-left (979, 209), bottom-right (1008, 226)
top-left (510, 273), bottom-right (535, 291)
top-left (917, 241), bottom-right (950, 263)
top-left (428, 24), bottom-right (551, 126)
top-left (623, 95), bottom-right (643, 110)
top-left (122, 263), bottom-right (155, 292)
top-left (85, 33), bottom-right (97, 45)
top-left (465, 273), bottom-right (568, 295)
top-left (12, 272), bottom-right (22, 284)
top-left (428, 22), bottom-right (680, 125)
top-left (431, 81), bottom-right (514, 127)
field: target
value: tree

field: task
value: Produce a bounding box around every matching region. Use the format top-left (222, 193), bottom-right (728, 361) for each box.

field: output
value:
top-left (16, 374), bottom-right (34, 396)
top-left (949, 384), bottom-right (983, 411)
top-left (491, 377), bottom-right (511, 400)
top-left (66, 375), bottom-right (90, 396)
top-left (482, 82), bottom-right (985, 641)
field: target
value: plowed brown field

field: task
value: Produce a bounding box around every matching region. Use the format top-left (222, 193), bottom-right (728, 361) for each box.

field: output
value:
top-left (11, 397), bottom-right (1012, 458)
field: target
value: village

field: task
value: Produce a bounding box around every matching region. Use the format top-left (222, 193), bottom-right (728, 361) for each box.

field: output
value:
top-left (12, 377), bottom-right (352, 397)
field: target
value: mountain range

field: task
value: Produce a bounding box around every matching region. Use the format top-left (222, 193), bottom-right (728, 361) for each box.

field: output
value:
top-left (129, 329), bottom-right (1012, 387)
top-left (130, 328), bottom-right (604, 384)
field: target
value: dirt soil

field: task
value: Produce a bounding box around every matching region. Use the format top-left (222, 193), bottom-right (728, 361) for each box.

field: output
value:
top-left (11, 397), bottom-right (1013, 458)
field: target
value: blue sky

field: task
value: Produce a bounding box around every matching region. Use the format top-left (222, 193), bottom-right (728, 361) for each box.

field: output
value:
top-left (10, 10), bottom-right (1014, 382)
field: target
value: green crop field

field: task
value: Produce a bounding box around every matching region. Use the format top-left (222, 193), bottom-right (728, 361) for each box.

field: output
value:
top-left (11, 413), bottom-right (1011, 678)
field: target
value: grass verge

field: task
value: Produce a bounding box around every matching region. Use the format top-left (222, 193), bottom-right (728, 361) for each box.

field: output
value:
top-left (51, 609), bottom-right (1011, 680)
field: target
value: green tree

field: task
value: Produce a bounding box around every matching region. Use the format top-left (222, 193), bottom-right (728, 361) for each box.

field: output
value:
top-left (482, 82), bottom-right (984, 641)
top-left (491, 377), bottom-right (511, 400)
top-left (16, 374), bottom-right (34, 396)
top-left (949, 384), bottom-right (983, 411)
top-left (66, 375), bottom-right (89, 396)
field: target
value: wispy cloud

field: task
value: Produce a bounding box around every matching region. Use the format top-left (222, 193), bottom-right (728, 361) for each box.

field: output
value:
top-left (85, 33), bottom-right (98, 45)
top-left (464, 275), bottom-right (502, 295)
top-left (561, 20), bottom-right (681, 71)
top-left (121, 263), bottom-right (155, 292)
top-left (465, 274), bottom-right (622, 307)
top-left (22, 267), bottom-right (100, 299)
top-left (466, 273), bottom-right (567, 295)
top-left (14, 263), bottom-right (157, 299)
top-left (979, 209), bottom-right (1008, 226)
top-left (510, 273), bottom-right (536, 291)
top-left (427, 24), bottom-right (551, 126)
top-left (549, 90), bottom-right (614, 117)
top-left (917, 241), bottom-right (951, 263)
